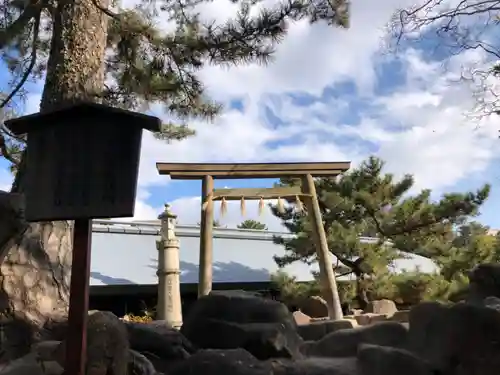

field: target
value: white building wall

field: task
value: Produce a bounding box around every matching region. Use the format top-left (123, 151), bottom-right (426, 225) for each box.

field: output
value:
top-left (90, 220), bottom-right (437, 286)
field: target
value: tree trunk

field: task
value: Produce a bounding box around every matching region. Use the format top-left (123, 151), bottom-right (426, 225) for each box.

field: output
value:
top-left (355, 274), bottom-right (369, 311)
top-left (0, 0), bottom-right (108, 362)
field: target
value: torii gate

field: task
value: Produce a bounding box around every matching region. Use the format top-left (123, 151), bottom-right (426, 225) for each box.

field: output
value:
top-left (156, 161), bottom-right (351, 320)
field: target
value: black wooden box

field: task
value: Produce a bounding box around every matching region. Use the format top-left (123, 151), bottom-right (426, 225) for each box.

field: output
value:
top-left (5, 102), bottom-right (161, 222)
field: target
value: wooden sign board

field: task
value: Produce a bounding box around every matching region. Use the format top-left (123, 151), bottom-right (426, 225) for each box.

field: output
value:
top-left (5, 103), bottom-right (161, 221)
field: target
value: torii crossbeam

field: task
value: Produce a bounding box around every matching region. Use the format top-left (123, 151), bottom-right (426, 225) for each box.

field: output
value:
top-left (156, 161), bottom-right (351, 320)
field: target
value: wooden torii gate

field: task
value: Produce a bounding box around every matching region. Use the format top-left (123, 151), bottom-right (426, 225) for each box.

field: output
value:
top-left (156, 161), bottom-right (351, 320)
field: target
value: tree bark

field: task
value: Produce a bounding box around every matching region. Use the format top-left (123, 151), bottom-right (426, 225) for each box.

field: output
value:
top-left (355, 275), bottom-right (369, 311)
top-left (0, 0), bottom-right (108, 362)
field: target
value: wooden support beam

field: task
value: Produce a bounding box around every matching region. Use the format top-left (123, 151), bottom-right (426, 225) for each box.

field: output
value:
top-left (167, 169), bottom-right (346, 180)
top-left (198, 176), bottom-right (214, 297)
top-left (158, 161), bottom-right (351, 173)
top-left (301, 174), bottom-right (343, 320)
top-left (157, 162), bottom-right (350, 179)
top-left (212, 186), bottom-right (303, 201)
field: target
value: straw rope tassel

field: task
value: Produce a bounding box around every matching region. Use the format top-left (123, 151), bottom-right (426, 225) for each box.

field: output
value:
top-left (220, 197), bottom-right (228, 217)
top-left (240, 197), bottom-right (246, 217)
top-left (295, 195), bottom-right (304, 213)
top-left (258, 197), bottom-right (265, 216)
top-left (277, 197), bottom-right (285, 214)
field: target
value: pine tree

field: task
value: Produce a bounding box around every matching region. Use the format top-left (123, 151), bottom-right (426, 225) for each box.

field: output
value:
top-left (434, 222), bottom-right (500, 289)
top-left (0, 0), bottom-right (350, 358)
top-left (387, 222), bottom-right (500, 305)
top-left (271, 156), bottom-right (490, 309)
top-left (237, 219), bottom-right (268, 230)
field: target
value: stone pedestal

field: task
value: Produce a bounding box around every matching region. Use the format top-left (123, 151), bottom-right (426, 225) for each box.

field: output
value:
top-left (156, 205), bottom-right (182, 329)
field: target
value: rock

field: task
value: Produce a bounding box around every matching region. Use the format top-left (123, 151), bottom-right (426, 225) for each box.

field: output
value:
top-left (297, 296), bottom-right (329, 318)
top-left (409, 301), bottom-right (500, 375)
top-left (390, 310), bottom-right (410, 323)
top-left (357, 344), bottom-right (433, 375)
top-left (297, 319), bottom-right (357, 341)
top-left (293, 311), bottom-right (311, 325)
top-left (443, 302), bottom-right (500, 375)
top-left (184, 317), bottom-right (302, 360)
top-left (168, 349), bottom-right (273, 375)
top-left (0, 353), bottom-right (63, 375)
top-left (467, 263), bottom-right (500, 301)
top-left (128, 349), bottom-right (156, 375)
top-left (183, 290), bottom-right (295, 326)
top-left (483, 296), bottom-right (500, 311)
top-left (0, 316), bottom-right (40, 363)
top-left (31, 341), bottom-right (60, 361)
top-left (355, 314), bottom-right (388, 326)
top-left (53, 311), bottom-right (129, 375)
top-left (310, 317), bottom-right (329, 322)
top-left (365, 299), bottom-right (398, 317)
top-left (271, 357), bottom-right (358, 375)
top-left (407, 302), bottom-right (449, 370)
top-left (306, 321), bottom-right (408, 358)
top-left (125, 320), bottom-right (195, 360)
top-left (39, 318), bottom-right (68, 341)
top-left (181, 291), bottom-right (303, 360)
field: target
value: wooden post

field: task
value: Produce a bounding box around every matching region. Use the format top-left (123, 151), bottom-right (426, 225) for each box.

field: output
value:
top-left (198, 175), bottom-right (214, 297)
top-left (301, 174), bottom-right (343, 320)
top-left (64, 219), bottom-right (92, 375)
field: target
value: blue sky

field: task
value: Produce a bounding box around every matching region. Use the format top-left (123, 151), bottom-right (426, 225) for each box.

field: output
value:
top-left (1, 0), bottom-right (500, 232)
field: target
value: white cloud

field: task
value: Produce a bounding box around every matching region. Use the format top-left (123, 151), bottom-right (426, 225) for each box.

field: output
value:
top-left (198, 0), bottom-right (418, 99)
top-left (0, 168), bottom-right (13, 191)
top-left (17, 0), bottom-right (500, 229)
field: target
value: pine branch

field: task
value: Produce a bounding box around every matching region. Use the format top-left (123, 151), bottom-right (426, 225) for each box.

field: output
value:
top-left (0, 13), bottom-right (40, 109)
top-left (0, 0), bottom-right (43, 49)
top-left (0, 133), bottom-right (18, 166)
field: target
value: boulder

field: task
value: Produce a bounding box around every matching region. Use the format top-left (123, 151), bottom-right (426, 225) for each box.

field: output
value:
top-left (355, 314), bottom-right (388, 326)
top-left (0, 317), bottom-right (40, 363)
top-left (293, 311), bottom-right (311, 325)
top-left (53, 311), bottom-right (129, 375)
top-left (183, 317), bottom-right (302, 360)
top-left (39, 318), bottom-right (68, 341)
top-left (365, 299), bottom-right (398, 317)
top-left (357, 344), bottom-right (433, 375)
top-left (442, 302), bottom-right (500, 375)
top-left (271, 357), bottom-right (357, 375)
top-left (181, 291), bottom-right (303, 360)
top-left (297, 319), bottom-right (357, 341)
top-left (305, 321), bottom-right (408, 358)
top-left (31, 341), bottom-right (60, 361)
top-left (407, 302), bottom-right (449, 370)
top-left (482, 296), bottom-right (500, 311)
top-left (409, 301), bottom-right (500, 375)
top-left (168, 349), bottom-right (273, 375)
top-left (183, 290), bottom-right (295, 325)
top-left (125, 320), bottom-right (195, 361)
top-left (467, 263), bottom-right (500, 302)
top-left (128, 349), bottom-right (156, 375)
top-left (390, 310), bottom-right (410, 323)
top-left (0, 353), bottom-right (63, 375)
top-left (297, 296), bottom-right (329, 318)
